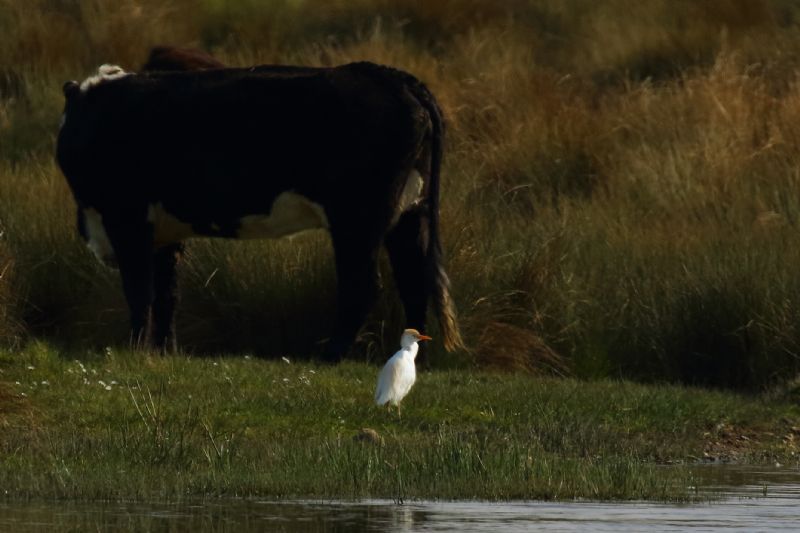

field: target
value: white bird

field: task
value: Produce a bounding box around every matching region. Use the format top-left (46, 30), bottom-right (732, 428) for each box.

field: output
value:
top-left (375, 328), bottom-right (432, 416)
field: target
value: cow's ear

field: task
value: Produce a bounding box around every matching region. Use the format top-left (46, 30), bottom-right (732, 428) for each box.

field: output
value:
top-left (63, 80), bottom-right (79, 99)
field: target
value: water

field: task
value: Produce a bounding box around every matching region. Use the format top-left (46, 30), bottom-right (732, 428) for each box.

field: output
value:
top-left (1, 466), bottom-right (798, 532)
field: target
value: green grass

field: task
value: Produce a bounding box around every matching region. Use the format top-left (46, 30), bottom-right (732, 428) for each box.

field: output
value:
top-left (1, 343), bottom-right (798, 502)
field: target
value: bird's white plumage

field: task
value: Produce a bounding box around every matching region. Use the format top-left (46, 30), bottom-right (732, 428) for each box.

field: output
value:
top-left (375, 329), bottom-right (430, 408)
top-left (375, 344), bottom-right (417, 406)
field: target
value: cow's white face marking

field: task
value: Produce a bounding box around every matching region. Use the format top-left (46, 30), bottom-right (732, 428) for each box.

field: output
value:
top-left (237, 192), bottom-right (329, 239)
top-left (83, 208), bottom-right (116, 266)
top-left (79, 64), bottom-right (130, 92)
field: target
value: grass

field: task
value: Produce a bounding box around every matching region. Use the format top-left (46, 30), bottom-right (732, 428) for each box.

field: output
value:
top-left (1, 342), bottom-right (798, 503)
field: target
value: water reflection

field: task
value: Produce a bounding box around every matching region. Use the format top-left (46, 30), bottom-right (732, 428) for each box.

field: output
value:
top-left (0, 500), bottom-right (425, 532)
top-left (1, 465), bottom-right (798, 532)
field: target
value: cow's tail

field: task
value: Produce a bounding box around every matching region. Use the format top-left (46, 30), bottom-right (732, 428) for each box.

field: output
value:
top-left (350, 61), bottom-right (465, 351)
top-left (406, 78), bottom-right (465, 352)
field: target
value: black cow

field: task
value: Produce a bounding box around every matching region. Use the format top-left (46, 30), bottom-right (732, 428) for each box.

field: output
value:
top-left (56, 56), bottom-right (463, 362)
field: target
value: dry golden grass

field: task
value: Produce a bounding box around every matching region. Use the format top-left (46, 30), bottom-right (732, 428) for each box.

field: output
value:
top-left (0, 242), bottom-right (18, 346)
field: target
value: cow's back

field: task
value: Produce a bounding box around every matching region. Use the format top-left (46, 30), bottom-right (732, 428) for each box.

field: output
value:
top-left (59, 64), bottom-right (424, 214)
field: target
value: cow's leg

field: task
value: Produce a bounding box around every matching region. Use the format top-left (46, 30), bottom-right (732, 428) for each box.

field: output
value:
top-left (384, 206), bottom-right (432, 364)
top-left (324, 232), bottom-right (382, 363)
top-left (105, 218), bottom-right (155, 348)
top-left (152, 242), bottom-right (184, 353)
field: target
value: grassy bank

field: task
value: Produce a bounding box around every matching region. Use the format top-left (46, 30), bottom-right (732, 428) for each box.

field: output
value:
top-left (1, 343), bottom-right (799, 502)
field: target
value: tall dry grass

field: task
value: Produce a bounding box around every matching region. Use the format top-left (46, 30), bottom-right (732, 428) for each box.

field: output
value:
top-left (2, 0), bottom-right (800, 388)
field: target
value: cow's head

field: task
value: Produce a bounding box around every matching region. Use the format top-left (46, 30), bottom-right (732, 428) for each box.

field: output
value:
top-left (59, 80), bottom-right (80, 131)
top-left (62, 80), bottom-right (80, 99)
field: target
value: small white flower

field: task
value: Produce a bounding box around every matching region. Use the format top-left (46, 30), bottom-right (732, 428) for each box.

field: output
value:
top-left (98, 380), bottom-right (107, 387)
top-left (41, 381), bottom-right (49, 386)
top-left (20, 392), bottom-right (27, 397)
top-left (281, 356), bottom-right (291, 364)
top-left (110, 381), bottom-right (118, 385)
top-left (308, 369), bottom-right (316, 374)
top-left (26, 365), bottom-right (34, 370)
top-left (244, 355), bottom-right (252, 360)
top-left (282, 378), bottom-right (289, 383)
top-left (14, 381), bottom-right (20, 386)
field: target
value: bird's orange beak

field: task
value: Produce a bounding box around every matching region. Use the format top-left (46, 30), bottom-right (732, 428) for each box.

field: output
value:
top-left (418, 334), bottom-right (433, 342)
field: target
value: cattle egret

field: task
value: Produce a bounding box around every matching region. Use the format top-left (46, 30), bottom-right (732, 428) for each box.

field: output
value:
top-left (375, 329), bottom-right (432, 416)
